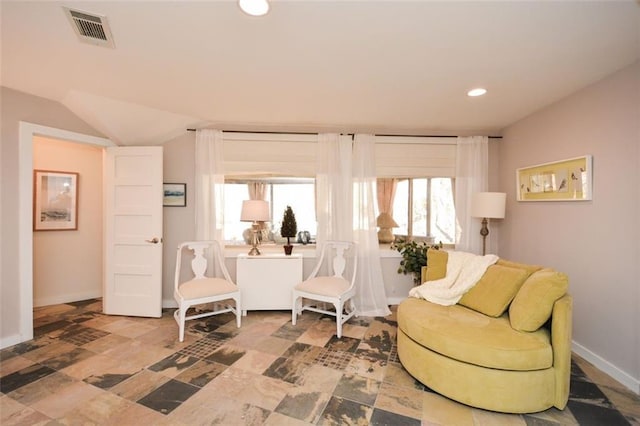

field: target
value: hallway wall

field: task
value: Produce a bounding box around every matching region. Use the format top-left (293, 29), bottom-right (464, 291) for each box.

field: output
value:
top-left (33, 137), bottom-right (103, 306)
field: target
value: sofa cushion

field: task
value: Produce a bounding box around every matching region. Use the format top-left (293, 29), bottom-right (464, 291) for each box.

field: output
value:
top-left (458, 265), bottom-right (528, 317)
top-left (509, 269), bottom-right (569, 332)
top-left (496, 259), bottom-right (542, 277)
top-left (398, 297), bottom-right (552, 371)
top-left (425, 248), bottom-right (448, 282)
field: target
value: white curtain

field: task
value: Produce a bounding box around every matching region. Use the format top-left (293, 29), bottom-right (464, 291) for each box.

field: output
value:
top-left (455, 136), bottom-right (488, 254)
top-left (353, 135), bottom-right (391, 317)
top-left (315, 133), bottom-right (354, 300)
top-left (315, 133), bottom-right (352, 247)
top-left (195, 129), bottom-right (225, 275)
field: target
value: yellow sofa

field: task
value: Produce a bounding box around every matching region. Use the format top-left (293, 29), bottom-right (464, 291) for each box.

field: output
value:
top-left (397, 252), bottom-right (572, 413)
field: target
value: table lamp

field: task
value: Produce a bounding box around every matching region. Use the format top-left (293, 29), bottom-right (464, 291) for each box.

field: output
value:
top-left (240, 200), bottom-right (270, 256)
top-left (376, 212), bottom-right (399, 243)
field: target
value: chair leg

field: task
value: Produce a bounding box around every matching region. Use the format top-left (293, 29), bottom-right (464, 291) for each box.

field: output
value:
top-left (177, 305), bottom-right (187, 342)
top-left (335, 301), bottom-right (343, 338)
top-left (349, 298), bottom-right (358, 317)
top-left (235, 296), bottom-right (241, 328)
top-left (292, 294), bottom-right (299, 325)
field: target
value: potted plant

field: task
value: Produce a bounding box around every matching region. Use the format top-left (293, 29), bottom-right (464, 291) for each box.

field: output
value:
top-left (391, 238), bottom-right (443, 285)
top-left (280, 206), bottom-right (297, 255)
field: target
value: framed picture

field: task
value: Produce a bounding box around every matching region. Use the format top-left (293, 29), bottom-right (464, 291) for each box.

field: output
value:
top-left (34, 170), bottom-right (79, 231)
top-left (163, 183), bottom-right (187, 207)
top-left (516, 155), bottom-right (592, 201)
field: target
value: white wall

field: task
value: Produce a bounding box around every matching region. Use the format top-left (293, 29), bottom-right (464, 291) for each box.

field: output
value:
top-left (1, 87), bottom-right (104, 346)
top-left (487, 138), bottom-right (502, 253)
top-left (498, 61), bottom-right (640, 392)
top-left (33, 137), bottom-right (103, 306)
top-left (162, 133), bottom-right (196, 306)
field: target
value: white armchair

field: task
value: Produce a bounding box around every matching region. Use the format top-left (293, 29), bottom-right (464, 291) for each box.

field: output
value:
top-left (173, 241), bottom-right (241, 342)
top-left (291, 241), bottom-right (358, 338)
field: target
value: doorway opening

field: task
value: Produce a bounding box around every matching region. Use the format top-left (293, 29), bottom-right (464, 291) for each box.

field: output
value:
top-left (32, 136), bottom-right (105, 308)
top-left (16, 122), bottom-right (113, 346)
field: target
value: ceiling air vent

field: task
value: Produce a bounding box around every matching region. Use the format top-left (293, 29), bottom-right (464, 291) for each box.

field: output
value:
top-left (64, 7), bottom-right (115, 48)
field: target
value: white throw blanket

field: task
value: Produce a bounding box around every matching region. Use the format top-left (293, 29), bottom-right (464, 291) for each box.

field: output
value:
top-left (409, 251), bottom-right (499, 306)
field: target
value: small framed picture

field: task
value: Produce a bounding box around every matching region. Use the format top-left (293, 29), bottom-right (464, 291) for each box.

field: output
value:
top-left (34, 170), bottom-right (79, 231)
top-left (516, 155), bottom-right (592, 202)
top-left (163, 183), bottom-right (187, 207)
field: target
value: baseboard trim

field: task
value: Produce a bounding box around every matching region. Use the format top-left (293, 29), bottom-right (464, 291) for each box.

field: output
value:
top-left (572, 340), bottom-right (640, 394)
top-left (163, 299), bottom-right (178, 309)
top-left (34, 291), bottom-right (102, 308)
top-left (387, 297), bottom-right (405, 306)
top-left (1, 333), bottom-right (23, 350)
top-left (164, 298), bottom-right (403, 311)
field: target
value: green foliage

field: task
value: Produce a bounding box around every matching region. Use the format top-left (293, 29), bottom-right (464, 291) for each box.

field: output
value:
top-left (280, 206), bottom-right (298, 245)
top-left (391, 239), bottom-right (443, 285)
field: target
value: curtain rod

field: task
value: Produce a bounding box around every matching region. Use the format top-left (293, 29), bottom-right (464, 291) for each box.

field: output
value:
top-left (186, 128), bottom-right (502, 139)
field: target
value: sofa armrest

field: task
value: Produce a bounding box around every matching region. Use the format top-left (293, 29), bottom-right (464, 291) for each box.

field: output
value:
top-left (551, 294), bottom-right (573, 409)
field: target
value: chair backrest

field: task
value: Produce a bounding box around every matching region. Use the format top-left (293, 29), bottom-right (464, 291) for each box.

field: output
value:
top-left (174, 241), bottom-right (233, 290)
top-left (309, 241), bottom-right (358, 287)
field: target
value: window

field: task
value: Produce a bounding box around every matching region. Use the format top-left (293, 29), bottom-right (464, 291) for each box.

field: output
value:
top-left (223, 179), bottom-right (316, 244)
top-left (225, 176), bottom-right (454, 245)
top-left (392, 178), bottom-right (456, 244)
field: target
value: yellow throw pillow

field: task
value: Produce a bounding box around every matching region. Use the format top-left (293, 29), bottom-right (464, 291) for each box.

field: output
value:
top-left (509, 268), bottom-right (569, 332)
top-left (459, 265), bottom-right (528, 317)
top-left (425, 249), bottom-right (448, 282)
top-left (496, 259), bottom-right (543, 278)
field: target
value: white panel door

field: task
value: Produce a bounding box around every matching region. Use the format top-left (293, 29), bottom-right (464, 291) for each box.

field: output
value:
top-left (104, 146), bottom-right (163, 317)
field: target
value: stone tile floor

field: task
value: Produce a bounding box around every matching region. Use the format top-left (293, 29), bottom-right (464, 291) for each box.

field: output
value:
top-left (1, 299), bottom-right (639, 425)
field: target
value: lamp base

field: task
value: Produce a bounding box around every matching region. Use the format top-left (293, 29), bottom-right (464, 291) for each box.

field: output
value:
top-left (480, 217), bottom-right (489, 256)
top-left (377, 228), bottom-right (395, 244)
top-left (248, 222), bottom-right (261, 256)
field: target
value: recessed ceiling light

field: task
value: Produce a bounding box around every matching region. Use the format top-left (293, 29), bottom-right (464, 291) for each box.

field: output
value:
top-left (467, 88), bottom-right (487, 97)
top-left (239, 0), bottom-right (269, 16)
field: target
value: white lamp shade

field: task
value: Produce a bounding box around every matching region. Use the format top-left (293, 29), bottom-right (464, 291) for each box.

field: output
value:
top-left (241, 200), bottom-right (270, 222)
top-left (470, 192), bottom-right (506, 219)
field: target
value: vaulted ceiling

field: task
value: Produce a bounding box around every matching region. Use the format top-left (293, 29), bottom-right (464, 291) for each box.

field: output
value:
top-left (2, 1), bottom-right (639, 145)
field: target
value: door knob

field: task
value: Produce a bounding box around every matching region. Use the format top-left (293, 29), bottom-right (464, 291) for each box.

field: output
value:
top-left (145, 237), bottom-right (160, 244)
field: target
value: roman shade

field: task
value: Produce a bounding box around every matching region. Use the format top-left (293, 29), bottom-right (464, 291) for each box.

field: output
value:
top-left (374, 136), bottom-right (456, 178)
top-left (223, 132), bottom-right (318, 177)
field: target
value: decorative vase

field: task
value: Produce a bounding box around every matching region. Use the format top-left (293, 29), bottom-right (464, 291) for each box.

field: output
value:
top-left (284, 245), bottom-right (293, 255)
top-left (377, 227), bottom-right (395, 243)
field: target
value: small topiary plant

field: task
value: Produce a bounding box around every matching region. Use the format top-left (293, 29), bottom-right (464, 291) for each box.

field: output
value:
top-left (280, 206), bottom-right (298, 247)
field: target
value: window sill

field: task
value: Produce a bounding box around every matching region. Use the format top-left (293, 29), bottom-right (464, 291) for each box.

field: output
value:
top-left (224, 244), bottom-right (317, 258)
top-left (225, 243), bottom-right (403, 258)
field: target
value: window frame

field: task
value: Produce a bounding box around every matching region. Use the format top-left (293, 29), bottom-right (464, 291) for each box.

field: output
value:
top-left (394, 176), bottom-right (456, 245)
top-left (223, 177), bottom-right (316, 245)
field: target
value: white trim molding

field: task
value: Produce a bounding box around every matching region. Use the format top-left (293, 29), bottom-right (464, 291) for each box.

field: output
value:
top-left (573, 340), bottom-right (640, 394)
top-left (34, 291), bottom-right (102, 309)
top-left (15, 122), bottom-right (114, 348)
top-left (163, 299), bottom-right (179, 309)
top-left (386, 297), bottom-right (405, 306)
top-left (0, 334), bottom-right (23, 350)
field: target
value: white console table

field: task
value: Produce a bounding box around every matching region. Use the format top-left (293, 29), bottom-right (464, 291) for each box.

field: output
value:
top-left (236, 253), bottom-right (303, 315)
